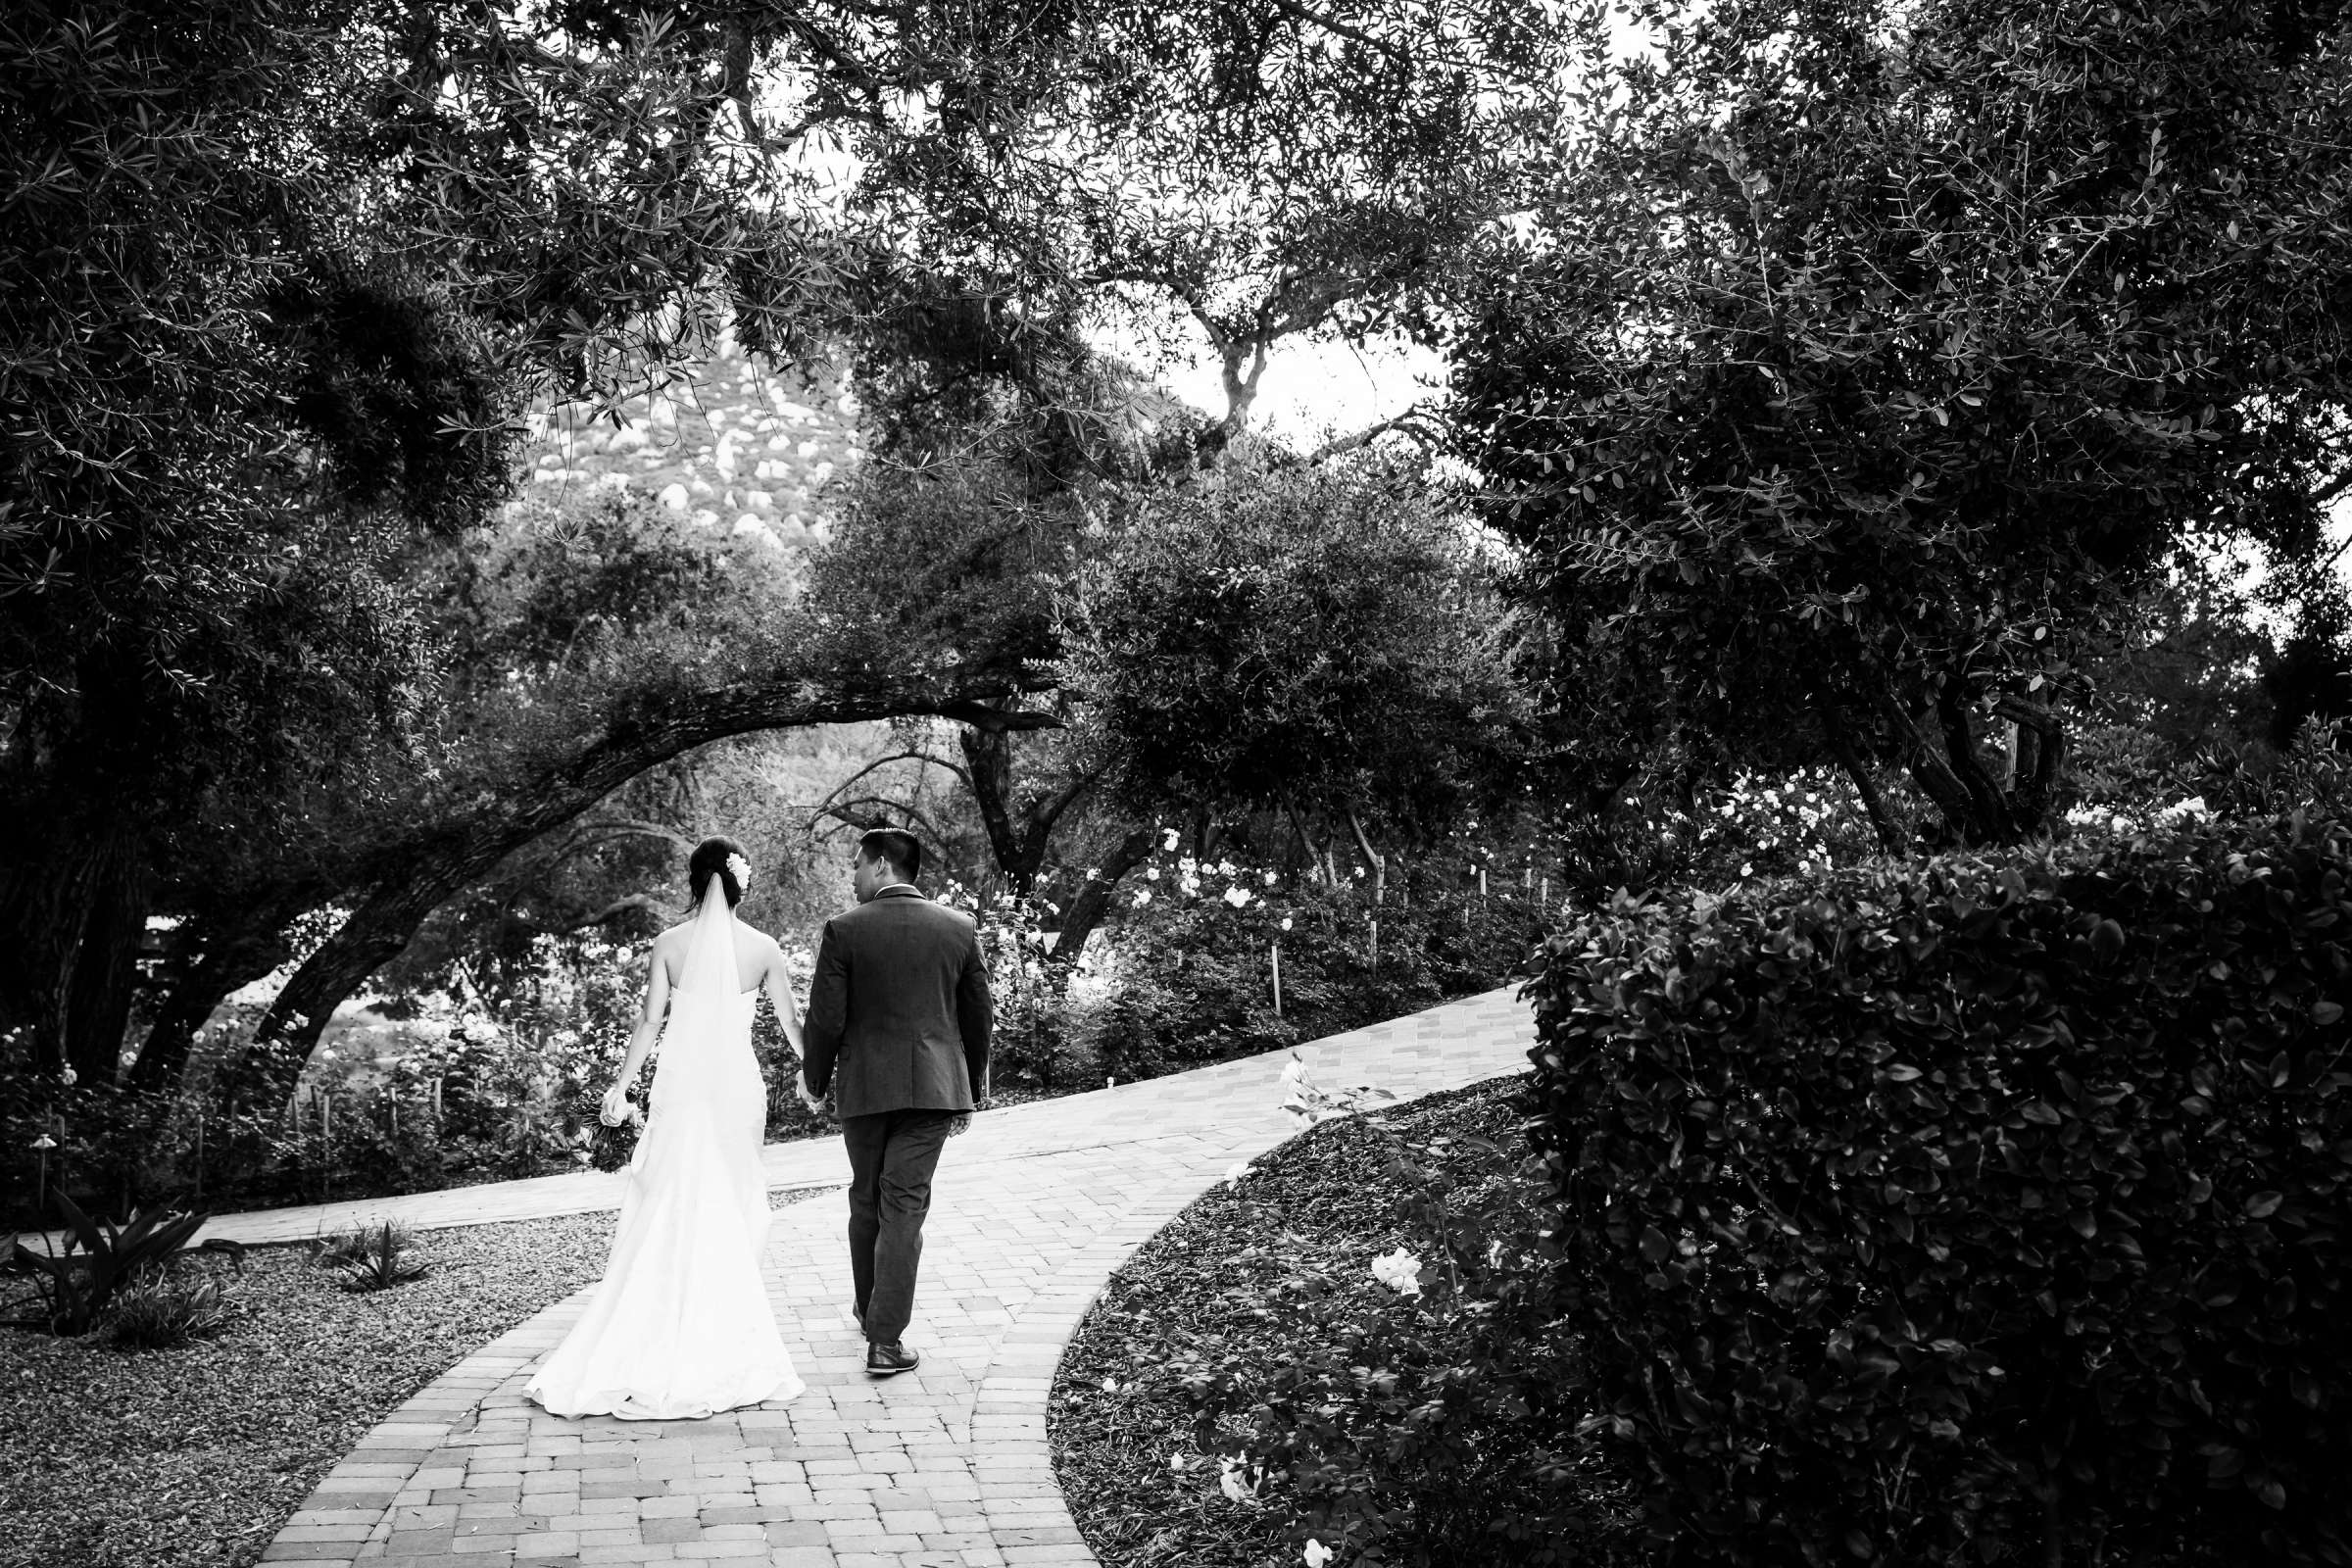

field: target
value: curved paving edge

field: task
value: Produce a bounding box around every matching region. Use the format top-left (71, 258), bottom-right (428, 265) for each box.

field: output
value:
top-left (258, 986), bottom-right (1536, 1568)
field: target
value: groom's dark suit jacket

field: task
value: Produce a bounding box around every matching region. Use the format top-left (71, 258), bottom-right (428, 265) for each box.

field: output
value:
top-left (801, 885), bottom-right (992, 1118)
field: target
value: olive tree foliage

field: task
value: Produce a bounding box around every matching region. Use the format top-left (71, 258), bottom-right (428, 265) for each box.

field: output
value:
top-left (1060, 456), bottom-right (1529, 897)
top-left (1445, 0), bottom-right (2352, 848)
top-left (1, 0), bottom-right (1104, 1091)
top-left (847, 0), bottom-right (1591, 453)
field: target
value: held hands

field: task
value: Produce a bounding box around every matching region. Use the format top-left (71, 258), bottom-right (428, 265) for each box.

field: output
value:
top-left (797, 1078), bottom-right (835, 1118)
top-left (598, 1082), bottom-right (640, 1128)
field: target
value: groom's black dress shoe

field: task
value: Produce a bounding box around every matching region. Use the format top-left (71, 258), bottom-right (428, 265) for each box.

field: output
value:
top-left (865, 1341), bottom-right (920, 1378)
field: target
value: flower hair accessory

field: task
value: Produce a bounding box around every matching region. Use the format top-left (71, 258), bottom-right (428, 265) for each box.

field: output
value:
top-left (725, 851), bottom-right (753, 893)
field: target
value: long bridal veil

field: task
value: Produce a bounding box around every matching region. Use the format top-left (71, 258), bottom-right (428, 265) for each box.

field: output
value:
top-left (524, 879), bottom-right (803, 1419)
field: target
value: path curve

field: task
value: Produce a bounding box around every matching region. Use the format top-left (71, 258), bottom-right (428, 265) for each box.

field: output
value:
top-left (257, 986), bottom-right (1534, 1568)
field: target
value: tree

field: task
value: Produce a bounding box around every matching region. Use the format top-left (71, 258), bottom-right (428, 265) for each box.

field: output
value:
top-left (845, 0), bottom-right (1583, 457)
top-left (1446, 0), bottom-right (2352, 845)
top-left (1061, 455), bottom-right (1527, 898)
top-left (2, 0), bottom-right (1131, 1086)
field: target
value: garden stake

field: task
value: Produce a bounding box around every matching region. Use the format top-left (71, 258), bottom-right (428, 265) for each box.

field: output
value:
top-left (1369, 919), bottom-right (1379, 965)
top-left (1271, 943), bottom-right (1283, 1017)
top-left (193, 1112), bottom-right (203, 1207)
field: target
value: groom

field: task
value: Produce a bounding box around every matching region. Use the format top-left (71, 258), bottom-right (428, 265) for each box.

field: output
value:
top-left (799, 827), bottom-right (993, 1377)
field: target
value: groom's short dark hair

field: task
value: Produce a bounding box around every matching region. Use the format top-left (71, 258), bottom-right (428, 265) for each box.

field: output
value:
top-left (858, 826), bottom-right (922, 882)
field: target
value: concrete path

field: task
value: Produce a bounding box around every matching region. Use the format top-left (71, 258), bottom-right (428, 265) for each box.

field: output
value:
top-left (255, 985), bottom-right (1536, 1568)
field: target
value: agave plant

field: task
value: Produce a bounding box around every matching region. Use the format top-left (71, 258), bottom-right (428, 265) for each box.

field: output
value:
top-left (7, 1193), bottom-right (247, 1336)
top-left (332, 1220), bottom-right (430, 1293)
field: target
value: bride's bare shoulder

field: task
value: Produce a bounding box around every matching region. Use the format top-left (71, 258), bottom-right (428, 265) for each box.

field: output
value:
top-left (650, 923), bottom-right (694, 956)
top-left (734, 921), bottom-right (783, 956)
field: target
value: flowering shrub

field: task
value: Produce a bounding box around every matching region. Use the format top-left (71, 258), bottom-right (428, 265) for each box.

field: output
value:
top-left (1044, 853), bottom-right (1545, 1086)
top-left (1560, 763), bottom-right (1895, 902)
top-left (1527, 803), bottom-right (2352, 1565)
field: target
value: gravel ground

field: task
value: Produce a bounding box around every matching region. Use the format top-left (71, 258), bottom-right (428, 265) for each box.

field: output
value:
top-left (0, 1186), bottom-right (830, 1568)
top-left (1049, 1074), bottom-right (1560, 1568)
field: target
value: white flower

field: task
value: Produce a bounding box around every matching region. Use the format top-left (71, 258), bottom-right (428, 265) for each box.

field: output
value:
top-left (1145, 866), bottom-right (1161, 881)
top-left (725, 851), bottom-right (753, 892)
top-left (59, 1065), bottom-right (76, 1087)
top-left (1262, 869), bottom-right (1277, 886)
top-left (1169, 1452), bottom-right (1189, 1471)
top-left (1305, 1542), bottom-right (1335, 1568)
top-left (1223, 1160), bottom-right (1254, 1185)
top-left (1371, 1248), bottom-right (1423, 1297)
top-left (1132, 888), bottom-right (1153, 906)
top-left (1280, 916), bottom-right (1293, 932)
top-left (1102, 1375), bottom-right (1118, 1393)
top-left (1161, 826), bottom-right (1181, 852)
top-left (1223, 886), bottom-right (1251, 908)
top-left (1218, 1457), bottom-right (1258, 1502)
top-left (2157, 796), bottom-right (2211, 825)
top-left (1740, 862), bottom-right (1754, 877)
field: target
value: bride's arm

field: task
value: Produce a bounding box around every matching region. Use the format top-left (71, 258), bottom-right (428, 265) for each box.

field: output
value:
top-left (762, 940), bottom-right (805, 1055)
top-left (601, 943), bottom-right (671, 1119)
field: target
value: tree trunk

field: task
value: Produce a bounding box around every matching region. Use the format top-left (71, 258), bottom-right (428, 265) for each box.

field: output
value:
top-left (1049, 825), bottom-right (1157, 962)
top-left (1812, 687), bottom-right (1907, 855)
top-left (62, 830), bottom-right (146, 1088)
top-left (956, 720), bottom-right (1098, 902)
top-left (1346, 808), bottom-right (1388, 903)
top-left (0, 816), bottom-right (148, 1086)
top-left (1281, 794), bottom-right (1321, 883)
top-left (1935, 683), bottom-right (2021, 844)
top-left (225, 659), bottom-right (1055, 1105)
top-left (959, 724), bottom-right (1038, 896)
top-left (1995, 695), bottom-right (2069, 836)
top-left (125, 883), bottom-right (325, 1094)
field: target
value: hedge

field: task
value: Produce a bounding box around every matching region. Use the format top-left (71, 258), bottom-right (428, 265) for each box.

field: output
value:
top-left (1526, 808), bottom-right (2351, 1566)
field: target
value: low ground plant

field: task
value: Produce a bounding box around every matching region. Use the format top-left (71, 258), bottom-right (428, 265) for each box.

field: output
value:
top-left (322, 1221), bottom-right (431, 1294)
top-left (1054, 1076), bottom-right (1630, 1568)
top-left (109, 1266), bottom-right (239, 1350)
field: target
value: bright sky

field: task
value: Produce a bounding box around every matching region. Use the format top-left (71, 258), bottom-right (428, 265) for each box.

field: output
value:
top-left (1139, 331), bottom-right (1450, 447)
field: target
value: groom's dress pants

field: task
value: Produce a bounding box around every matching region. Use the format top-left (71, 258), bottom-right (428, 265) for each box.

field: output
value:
top-left (841, 1107), bottom-right (954, 1344)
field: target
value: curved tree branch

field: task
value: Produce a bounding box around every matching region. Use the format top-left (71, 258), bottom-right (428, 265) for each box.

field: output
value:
top-left (229, 655), bottom-right (1056, 1103)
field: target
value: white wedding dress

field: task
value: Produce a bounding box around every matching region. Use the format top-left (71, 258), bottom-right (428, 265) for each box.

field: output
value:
top-left (524, 883), bottom-right (804, 1419)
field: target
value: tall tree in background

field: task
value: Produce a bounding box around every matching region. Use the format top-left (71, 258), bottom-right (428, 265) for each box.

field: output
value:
top-left (1448, 0), bottom-right (2352, 846)
top-left (1062, 456), bottom-right (1528, 900)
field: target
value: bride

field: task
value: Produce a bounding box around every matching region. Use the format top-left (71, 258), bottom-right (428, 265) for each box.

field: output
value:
top-left (525, 836), bottom-right (806, 1419)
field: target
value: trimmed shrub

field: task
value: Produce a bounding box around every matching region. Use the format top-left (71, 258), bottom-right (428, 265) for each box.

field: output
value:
top-left (1527, 808), bottom-right (2352, 1565)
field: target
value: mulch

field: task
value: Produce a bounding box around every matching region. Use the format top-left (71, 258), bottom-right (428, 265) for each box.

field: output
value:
top-left (0, 1192), bottom-right (799, 1568)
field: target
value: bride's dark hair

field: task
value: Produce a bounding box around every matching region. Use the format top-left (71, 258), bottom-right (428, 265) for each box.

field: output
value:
top-left (687, 836), bottom-right (748, 908)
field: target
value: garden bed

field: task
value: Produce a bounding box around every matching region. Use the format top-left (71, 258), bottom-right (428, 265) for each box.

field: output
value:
top-left (0, 1188), bottom-right (811, 1568)
top-left (1049, 1072), bottom-right (1614, 1567)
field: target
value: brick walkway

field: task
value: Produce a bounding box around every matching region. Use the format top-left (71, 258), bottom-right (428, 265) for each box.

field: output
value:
top-left (255, 985), bottom-right (1535, 1568)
